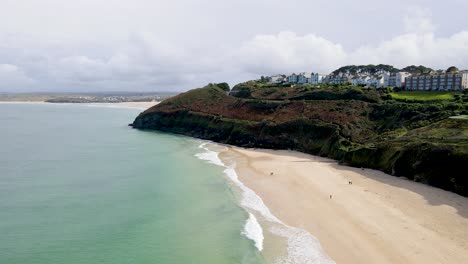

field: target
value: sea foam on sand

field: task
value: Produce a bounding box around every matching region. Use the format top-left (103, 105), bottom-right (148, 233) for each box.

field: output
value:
top-left (242, 212), bottom-right (264, 251)
top-left (195, 142), bottom-right (335, 264)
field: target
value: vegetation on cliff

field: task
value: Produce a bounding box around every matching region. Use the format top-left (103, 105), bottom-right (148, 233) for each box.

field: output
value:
top-left (332, 64), bottom-right (399, 76)
top-left (132, 82), bottom-right (468, 196)
top-left (330, 64), bottom-right (436, 76)
top-left (401, 65), bottom-right (434, 75)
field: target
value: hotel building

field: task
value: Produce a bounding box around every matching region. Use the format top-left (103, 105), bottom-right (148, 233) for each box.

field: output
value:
top-left (405, 73), bottom-right (468, 91)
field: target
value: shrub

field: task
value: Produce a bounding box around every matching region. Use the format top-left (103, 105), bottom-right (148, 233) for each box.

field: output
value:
top-left (216, 82), bottom-right (230, 92)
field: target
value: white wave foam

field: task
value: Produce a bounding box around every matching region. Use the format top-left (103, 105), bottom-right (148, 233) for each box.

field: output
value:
top-left (195, 142), bottom-right (335, 263)
top-left (242, 212), bottom-right (264, 251)
top-left (195, 142), bottom-right (268, 252)
top-left (194, 143), bottom-right (225, 167)
top-left (272, 226), bottom-right (335, 264)
top-left (223, 167), bottom-right (280, 223)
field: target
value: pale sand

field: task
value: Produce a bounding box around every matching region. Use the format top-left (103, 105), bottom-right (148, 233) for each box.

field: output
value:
top-left (219, 147), bottom-right (468, 264)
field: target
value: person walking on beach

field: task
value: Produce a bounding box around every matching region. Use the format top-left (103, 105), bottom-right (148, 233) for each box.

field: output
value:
top-left (330, 194), bottom-right (332, 199)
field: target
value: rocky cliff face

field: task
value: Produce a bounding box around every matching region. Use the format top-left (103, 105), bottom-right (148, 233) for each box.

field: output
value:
top-left (132, 83), bottom-right (468, 196)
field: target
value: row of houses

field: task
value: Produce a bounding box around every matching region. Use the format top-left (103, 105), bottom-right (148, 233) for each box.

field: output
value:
top-left (325, 72), bottom-right (412, 88)
top-left (268, 72), bottom-right (404, 88)
top-left (266, 70), bottom-right (468, 91)
top-left (268, 73), bottom-right (325, 85)
top-left (405, 72), bottom-right (468, 91)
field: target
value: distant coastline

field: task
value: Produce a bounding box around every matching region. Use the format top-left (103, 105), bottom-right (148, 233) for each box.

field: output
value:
top-left (0, 100), bottom-right (158, 110)
top-left (0, 92), bottom-right (176, 104)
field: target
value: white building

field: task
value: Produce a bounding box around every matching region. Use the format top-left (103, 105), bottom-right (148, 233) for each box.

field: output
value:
top-left (308, 73), bottom-right (324, 84)
top-left (287, 73), bottom-right (298, 83)
top-left (297, 72), bottom-right (311, 84)
top-left (383, 73), bottom-right (391, 87)
top-left (352, 76), bottom-right (370, 86)
top-left (324, 75), bottom-right (351, 84)
top-left (368, 76), bottom-right (385, 88)
top-left (384, 72), bottom-right (411, 87)
top-left (269, 74), bottom-right (285, 84)
top-left (395, 72), bottom-right (411, 87)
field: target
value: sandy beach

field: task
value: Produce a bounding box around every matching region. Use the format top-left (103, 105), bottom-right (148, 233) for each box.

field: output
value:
top-left (219, 147), bottom-right (468, 264)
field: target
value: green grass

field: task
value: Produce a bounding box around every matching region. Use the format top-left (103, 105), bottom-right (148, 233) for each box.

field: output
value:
top-left (390, 91), bottom-right (455, 101)
top-left (399, 118), bottom-right (468, 142)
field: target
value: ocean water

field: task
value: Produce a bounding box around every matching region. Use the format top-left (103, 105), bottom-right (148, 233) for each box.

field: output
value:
top-left (0, 103), bottom-right (335, 264)
top-left (0, 103), bottom-right (262, 264)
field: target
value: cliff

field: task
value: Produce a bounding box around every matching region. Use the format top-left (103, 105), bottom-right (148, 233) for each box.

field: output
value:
top-left (132, 83), bottom-right (468, 196)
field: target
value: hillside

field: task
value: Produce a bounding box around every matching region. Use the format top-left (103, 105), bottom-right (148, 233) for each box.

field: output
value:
top-left (132, 83), bottom-right (468, 196)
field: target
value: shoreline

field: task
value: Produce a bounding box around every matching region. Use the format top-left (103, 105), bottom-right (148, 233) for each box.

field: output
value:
top-left (0, 101), bottom-right (158, 110)
top-left (197, 142), bottom-right (334, 264)
top-left (219, 146), bottom-right (468, 264)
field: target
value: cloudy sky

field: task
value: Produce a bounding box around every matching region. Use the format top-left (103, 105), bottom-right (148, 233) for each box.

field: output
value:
top-left (1, 0), bottom-right (468, 92)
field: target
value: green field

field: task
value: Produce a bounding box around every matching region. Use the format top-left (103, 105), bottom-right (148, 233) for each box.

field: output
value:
top-left (389, 91), bottom-right (456, 101)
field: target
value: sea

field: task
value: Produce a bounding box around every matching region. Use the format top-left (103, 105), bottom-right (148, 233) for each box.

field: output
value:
top-left (0, 103), bottom-right (334, 264)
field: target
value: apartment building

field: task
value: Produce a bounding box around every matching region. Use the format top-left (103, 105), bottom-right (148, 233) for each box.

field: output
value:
top-left (405, 72), bottom-right (468, 91)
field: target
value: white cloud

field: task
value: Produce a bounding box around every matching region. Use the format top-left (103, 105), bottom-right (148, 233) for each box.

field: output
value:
top-left (404, 6), bottom-right (436, 34)
top-left (232, 27), bottom-right (468, 76)
top-left (56, 56), bottom-right (111, 82)
top-left (234, 32), bottom-right (347, 75)
top-left (349, 31), bottom-right (468, 70)
top-left (6, 31), bottom-right (227, 91)
top-left (0, 64), bottom-right (35, 92)
top-left (1, 2), bottom-right (468, 92)
top-left (346, 6), bottom-right (468, 69)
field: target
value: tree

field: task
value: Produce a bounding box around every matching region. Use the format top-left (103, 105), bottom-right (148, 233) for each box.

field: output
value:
top-left (446, 66), bottom-right (459, 73)
top-left (216, 82), bottom-right (230, 91)
top-left (401, 65), bottom-right (434, 75)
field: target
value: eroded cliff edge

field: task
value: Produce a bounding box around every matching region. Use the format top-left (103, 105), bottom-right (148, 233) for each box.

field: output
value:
top-left (132, 83), bottom-right (468, 196)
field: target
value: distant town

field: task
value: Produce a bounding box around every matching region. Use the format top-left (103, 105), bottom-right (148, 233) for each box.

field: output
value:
top-left (260, 65), bottom-right (468, 91)
top-left (0, 92), bottom-right (177, 103)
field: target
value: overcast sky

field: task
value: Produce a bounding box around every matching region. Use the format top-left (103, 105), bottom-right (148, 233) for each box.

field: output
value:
top-left (1, 0), bottom-right (468, 92)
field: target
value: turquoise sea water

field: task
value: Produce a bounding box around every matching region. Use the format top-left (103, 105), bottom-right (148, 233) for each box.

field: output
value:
top-left (0, 103), bottom-right (263, 264)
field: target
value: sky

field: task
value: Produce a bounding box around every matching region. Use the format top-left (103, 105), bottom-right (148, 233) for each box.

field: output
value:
top-left (1, 0), bottom-right (468, 92)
